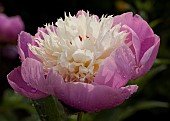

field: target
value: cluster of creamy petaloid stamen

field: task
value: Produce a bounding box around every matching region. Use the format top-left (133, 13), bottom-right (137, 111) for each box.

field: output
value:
top-left (28, 11), bottom-right (128, 83)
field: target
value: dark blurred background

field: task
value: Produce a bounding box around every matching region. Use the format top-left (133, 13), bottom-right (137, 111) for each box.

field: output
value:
top-left (0, 0), bottom-right (170, 121)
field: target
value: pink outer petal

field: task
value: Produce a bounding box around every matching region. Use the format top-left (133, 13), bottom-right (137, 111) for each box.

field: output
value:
top-left (7, 67), bottom-right (48, 99)
top-left (94, 46), bottom-right (136, 88)
top-left (21, 58), bottom-right (46, 92)
top-left (18, 31), bottom-right (33, 61)
top-left (140, 35), bottom-right (160, 65)
top-left (54, 82), bottom-right (138, 112)
top-left (122, 25), bottom-right (141, 64)
top-left (113, 12), bottom-right (160, 79)
top-left (19, 58), bottom-right (138, 112)
top-left (20, 58), bottom-right (62, 95)
top-left (132, 35), bottom-right (160, 79)
top-left (113, 12), bottom-right (154, 41)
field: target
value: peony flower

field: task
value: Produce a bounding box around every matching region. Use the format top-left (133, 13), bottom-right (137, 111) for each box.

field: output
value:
top-left (0, 13), bottom-right (24, 43)
top-left (0, 13), bottom-right (24, 59)
top-left (7, 10), bottom-right (160, 112)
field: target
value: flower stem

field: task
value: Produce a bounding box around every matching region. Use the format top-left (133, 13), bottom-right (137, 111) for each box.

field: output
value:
top-left (77, 112), bottom-right (83, 121)
top-left (32, 96), bottom-right (67, 121)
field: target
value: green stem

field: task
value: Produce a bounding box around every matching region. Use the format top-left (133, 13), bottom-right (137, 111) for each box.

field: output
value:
top-left (77, 112), bottom-right (83, 121)
top-left (32, 96), bottom-right (66, 121)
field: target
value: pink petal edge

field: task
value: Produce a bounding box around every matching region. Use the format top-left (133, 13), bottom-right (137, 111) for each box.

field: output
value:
top-left (54, 81), bottom-right (138, 112)
top-left (94, 45), bottom-right (136, 88)
top-left (20, 58), bottom-right (64, 95)
top-left (113, 12), bottom-right (154, 41)
top-left (7, 66), bottom-right (48, 99)
top-left (18, 31), bottom-right (33, 61)
top-left (19, 58), bottom-right (138, 112)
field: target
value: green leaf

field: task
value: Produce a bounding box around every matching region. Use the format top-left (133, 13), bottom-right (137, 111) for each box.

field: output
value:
top-left (32, 96), bottom-right (69, 121)
top-left (149, 19), bottom-right (162, 28)
top-left (113, 101), bottom-right (169, 121)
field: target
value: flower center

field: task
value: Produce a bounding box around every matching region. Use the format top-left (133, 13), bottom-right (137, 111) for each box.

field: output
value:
top-left (28, 11), bottom-right (128, 83)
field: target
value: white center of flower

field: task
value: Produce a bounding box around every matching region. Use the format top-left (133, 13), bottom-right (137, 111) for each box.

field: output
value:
top-left (28, 11), bottom-right (128, 83)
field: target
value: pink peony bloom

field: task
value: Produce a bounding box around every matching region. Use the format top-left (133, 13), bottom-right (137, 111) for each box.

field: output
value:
top-left (7, 10), bottom-right (160, 112)
top-left (0, 13), bottom-right (24, 43)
